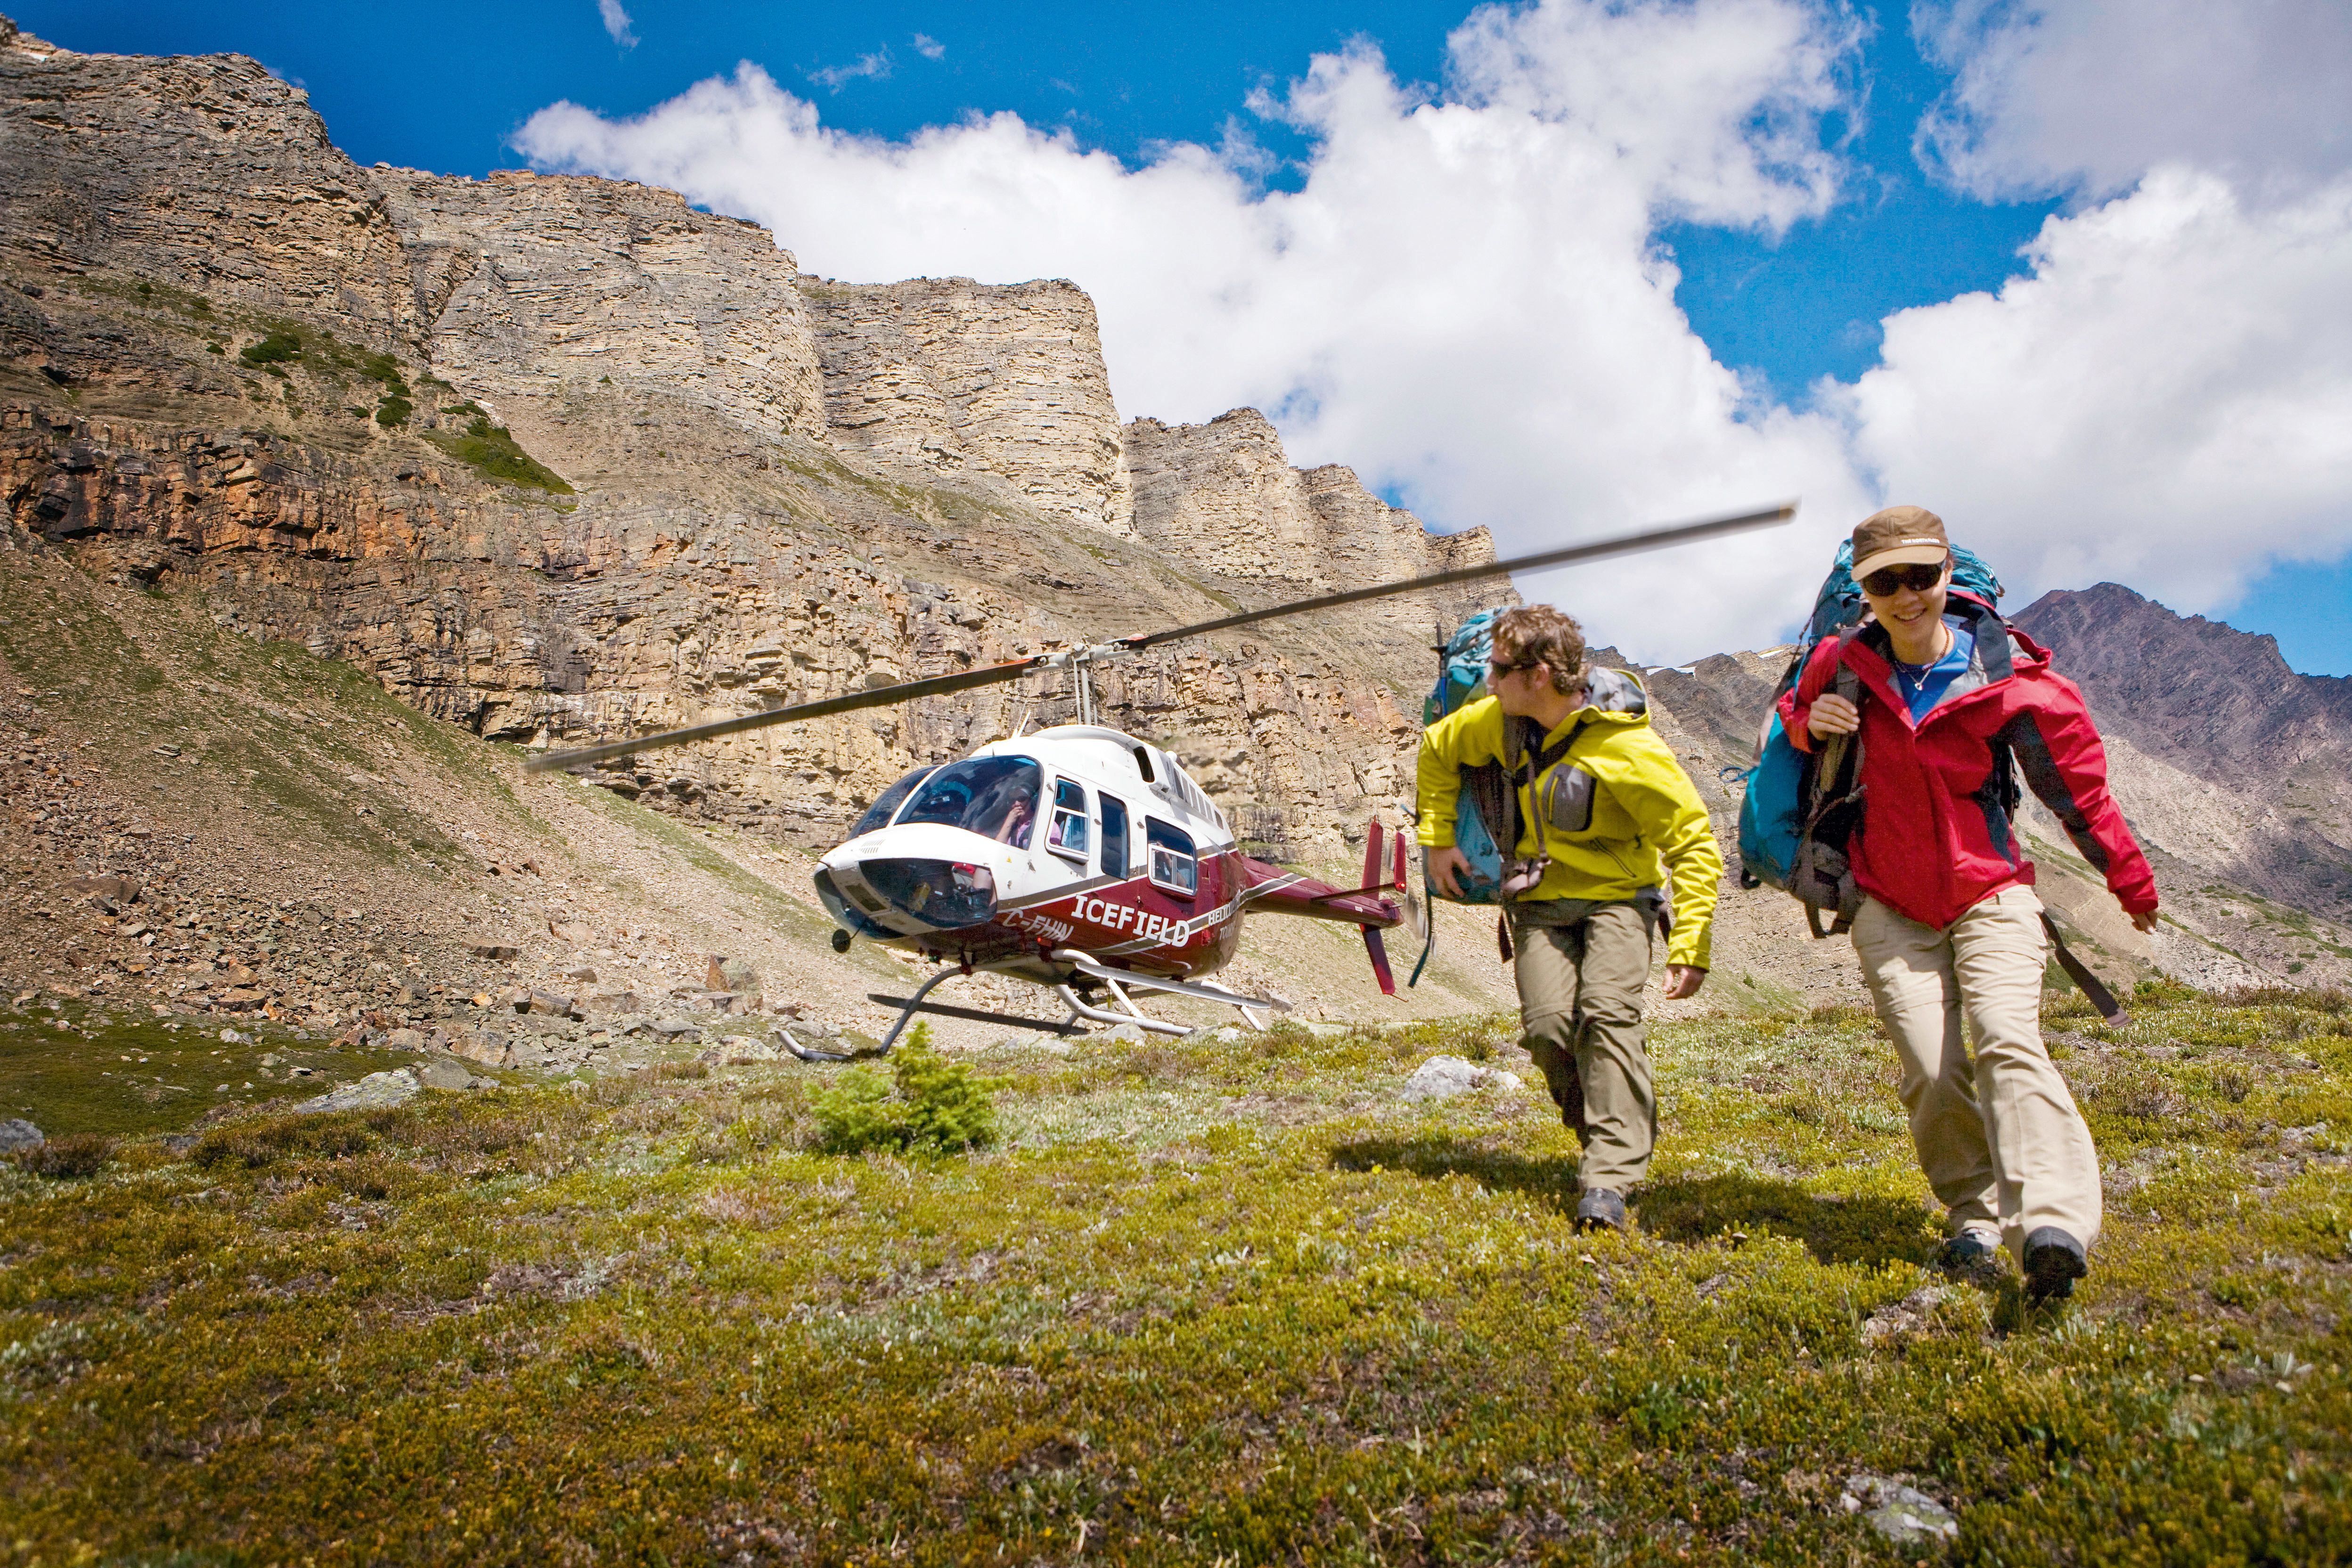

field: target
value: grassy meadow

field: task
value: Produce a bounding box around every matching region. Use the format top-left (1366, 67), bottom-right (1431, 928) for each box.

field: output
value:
top-left (4, 985), bottom-right (2350, 1565)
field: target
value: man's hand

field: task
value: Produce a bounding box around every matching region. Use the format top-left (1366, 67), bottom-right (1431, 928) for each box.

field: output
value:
top-left (2130, 907), bottom-right (2160, 934)
top-left (1806, 693), bottom-right (1861, 739)
top-left (1426, 844), bottom-right (1469, 899)
top-left (1663, 964), bottom-right (1706, 999)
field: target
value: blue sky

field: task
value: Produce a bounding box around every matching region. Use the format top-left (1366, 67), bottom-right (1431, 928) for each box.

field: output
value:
top-left (21, 0), bottom-right (2352, 673)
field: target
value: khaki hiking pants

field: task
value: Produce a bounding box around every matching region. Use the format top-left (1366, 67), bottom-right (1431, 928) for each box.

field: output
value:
top-left (1512, 902), bottom-right (1655, 1195)
top-left (1850, 884), bottom-right (2103, 1263)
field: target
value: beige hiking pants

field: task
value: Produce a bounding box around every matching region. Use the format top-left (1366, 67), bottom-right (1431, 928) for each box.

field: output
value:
top-left (1511, 902), bottom-right (1656, 1195)
top-left (1850, 884), bottom-right (2103, 1262)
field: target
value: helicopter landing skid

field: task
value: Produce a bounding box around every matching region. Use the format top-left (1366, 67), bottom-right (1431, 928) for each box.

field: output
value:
top-left (1051, 951), bottom-right (1290, 1035)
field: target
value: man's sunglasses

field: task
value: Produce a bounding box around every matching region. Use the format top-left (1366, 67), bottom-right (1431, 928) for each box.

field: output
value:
top-left (1860, 561), bottom-right (1947, 596)
top-left (1487, 659), bottom-right (1538, 679)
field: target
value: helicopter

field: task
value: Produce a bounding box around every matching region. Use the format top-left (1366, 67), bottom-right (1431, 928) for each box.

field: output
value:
top-left (526, 502), bottom-right (1794, 1053)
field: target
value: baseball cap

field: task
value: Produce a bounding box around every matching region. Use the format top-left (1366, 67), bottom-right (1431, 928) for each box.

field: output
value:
top-left (1851, 506), bottom-right (1951, 580)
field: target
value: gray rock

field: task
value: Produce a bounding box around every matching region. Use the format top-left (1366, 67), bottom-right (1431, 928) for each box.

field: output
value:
top-left (1102, 1022), bottom-right (1146, 1043)
top-left (647, 1016), bottom-right (702, 1040)
top-left (706, 955), bottom-right (758, 992)
top-left (584, 989), bottom-right (642, 1015)
top-left (294, 1068), bottom-right (420, 1115)
top-left (1843, 1476), bottom-right (1959, 1545)
top-left (415, 1056), bottom-right (474, 1090)
top-left (0, 1117), bottom-right (45, 1153)
top-left (384, 1027), bottom-right (427, 1051)
top-left (1402, 1055), bottom-right (1483, 1101)
top-left (1400, 1055), bottom-right (1524, 1101)
top-left (526, 989), bottom-right (578, 1018)
top-left (507, 1040), bottom-right (550, 1068)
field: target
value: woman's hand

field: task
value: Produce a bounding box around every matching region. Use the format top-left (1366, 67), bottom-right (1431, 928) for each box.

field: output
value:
top-left (1806, 693), bottom-right (1861, 739)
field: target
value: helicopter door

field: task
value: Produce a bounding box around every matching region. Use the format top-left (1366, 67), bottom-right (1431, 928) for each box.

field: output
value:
top-left (1145, 818), bottom-right (1198, 898)
top-left (1045, 778), bottom-right (1092, 862)
top-left (1099, 796), bottom-right (1130, 877)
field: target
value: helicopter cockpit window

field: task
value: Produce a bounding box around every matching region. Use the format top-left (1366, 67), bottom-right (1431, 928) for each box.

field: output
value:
top-left (1145, 817), bottom-right (1198, 897)
top-left (898, 756), bottom-right (1042, 848)
top-left (1046, 779), bottom-right (1091, 860)
top-left (848, 766), bottom-right (936, 839)
top-left (1100, 796), bottom-right (1130, 877)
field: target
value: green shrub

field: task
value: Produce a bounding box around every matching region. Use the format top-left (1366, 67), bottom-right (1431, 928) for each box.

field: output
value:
top-left (8, 1133), bottom-right (115, 1179)
top-left (424, 416), bottom-right (574, 495)
top-left (810, 1027), bottom-right (1000, 1155)
top-left (375, 395), bottom-right (413, 428)
top-left (238, 330), bottom-right (302, 367)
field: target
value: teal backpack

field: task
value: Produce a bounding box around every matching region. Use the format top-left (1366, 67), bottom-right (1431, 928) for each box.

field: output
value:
top-left (1419, 610), bottom-right (1511, 906)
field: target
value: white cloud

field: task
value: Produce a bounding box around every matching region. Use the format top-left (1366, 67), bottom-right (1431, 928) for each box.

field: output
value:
top-left (597, 0), bottom-right (635, 50)
top-left (512, 0), bottom-right (2352, 659)
top-left (808, 48), bottom-right (893, 93)
top-left (1835, 167), bottom-right (2352, 613)
top-left (1913, 0), bottom-right (2352, 201)
top-left (913, 33), bottom-right (945, 62)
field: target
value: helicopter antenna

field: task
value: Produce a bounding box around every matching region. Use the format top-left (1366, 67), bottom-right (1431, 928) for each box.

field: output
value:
top-left (524, 500), bottom-right (1794, 773)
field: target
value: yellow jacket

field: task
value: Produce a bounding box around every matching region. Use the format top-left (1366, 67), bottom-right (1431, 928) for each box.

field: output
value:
top-left (1415, 675), bottom-right (1721, 969)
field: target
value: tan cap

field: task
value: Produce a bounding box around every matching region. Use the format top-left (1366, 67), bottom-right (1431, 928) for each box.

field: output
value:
top-left (1852, 506), bottom-right (1951, 580)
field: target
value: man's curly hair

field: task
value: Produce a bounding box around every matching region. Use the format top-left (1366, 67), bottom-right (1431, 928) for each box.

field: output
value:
top-left (1490, 605), bottom-right (1586, 696)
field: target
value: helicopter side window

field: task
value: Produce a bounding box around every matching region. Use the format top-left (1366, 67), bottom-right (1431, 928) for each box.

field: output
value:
top-left (1145, 817), bottom-right (1198, 898)
top-left (897, 756), bottom-right (1042, 848)
top-left (1099, 796), bottom-right (1130, 877)
top-left (848, 766), bottom-right (936, 838)
top-left (1046, 779), bottom-right (1091, 861)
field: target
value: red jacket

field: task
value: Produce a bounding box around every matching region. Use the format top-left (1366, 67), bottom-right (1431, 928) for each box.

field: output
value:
top-left (1777, 593), bottom-right (2158, 931)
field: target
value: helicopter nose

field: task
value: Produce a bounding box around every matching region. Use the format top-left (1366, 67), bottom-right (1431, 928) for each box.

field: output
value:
top-left (860, 858), bottom-right (998, 928)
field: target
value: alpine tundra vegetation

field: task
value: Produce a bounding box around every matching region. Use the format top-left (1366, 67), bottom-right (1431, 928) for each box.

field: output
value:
top-left (4, 985), bottom-right (2349, 1564)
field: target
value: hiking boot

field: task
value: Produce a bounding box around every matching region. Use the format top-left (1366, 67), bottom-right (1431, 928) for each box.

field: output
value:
top-left (1937, 1232), bottom-right (2001, 1282)
top-left (1575, 1187), bottom-right (1626, 1233)
top-left (2023, 1227), bottom-right (2087, 1303)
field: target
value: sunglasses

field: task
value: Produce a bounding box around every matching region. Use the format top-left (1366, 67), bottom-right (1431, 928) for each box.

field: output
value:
top-left (1860, 561), bottom-right (1948, 596)
top-left (1487, 659), bottom-right (1538, 679)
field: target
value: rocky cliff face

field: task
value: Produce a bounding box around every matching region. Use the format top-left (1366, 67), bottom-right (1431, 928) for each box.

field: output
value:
top-left (378, 170), bottom-right (829, 449)
top-left (0, 18), bottom-right (1500, 879)
top-left (803, 276), bottom-right (1132, 536)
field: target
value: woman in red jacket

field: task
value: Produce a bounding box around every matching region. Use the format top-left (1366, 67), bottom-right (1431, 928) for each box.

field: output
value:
top-left (1780, 506), bottom-right (2160, 1303)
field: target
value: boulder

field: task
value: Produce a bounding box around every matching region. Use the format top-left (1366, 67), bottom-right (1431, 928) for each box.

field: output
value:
top-left (584, 990), bottom-right (643, 1015)
top-left (1842, 1476), bottom-right (1959, 1546)
top-left (1400, 1056), bottom-right (1525, 1102)
top-left (706, 955), bottom-right (759, 992)
top-left (294, 1069), bottom-right (420, 1115)
top-left (415, 1056), bottom-right (474, 1090)
top-left (470, 943), bottom-right (521, 962)
top-left (451, 1035), bottom-right (508, 1068)
top-left (0, 1118), bottom-right (44, 1153)
top-left (525, 990), bottom-right (579, 1019)
top-left (384, 1027), bottom-right (428, 1051)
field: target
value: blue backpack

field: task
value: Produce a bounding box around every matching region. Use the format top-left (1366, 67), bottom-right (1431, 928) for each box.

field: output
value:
top-left (1736, 542), bottom-right (2003, 900)
top-left (1419, 610), bottom-right (1511, 905)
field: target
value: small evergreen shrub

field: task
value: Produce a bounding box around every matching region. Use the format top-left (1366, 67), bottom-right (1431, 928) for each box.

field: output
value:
top-left (238, 330), bottom-right (302, 367)
top-left (9, 1133), bottom-right (114, 1179)
top-left (810, 1027), bottom-right (1000, 1155)
top-left (375, 395), bottom-right (413, 428)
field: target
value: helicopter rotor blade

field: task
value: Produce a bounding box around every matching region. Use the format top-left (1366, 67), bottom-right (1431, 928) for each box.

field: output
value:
top-left (522, 498), bottom-right (1794, 775)
top-left (1117, 500), bottom-right (1794, 651)
top-left (520, 653), bottom-right (1054, 773)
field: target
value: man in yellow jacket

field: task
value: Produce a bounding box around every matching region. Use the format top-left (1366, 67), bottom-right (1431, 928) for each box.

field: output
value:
top-left (1418, 605), bottom-right (1721, 1232)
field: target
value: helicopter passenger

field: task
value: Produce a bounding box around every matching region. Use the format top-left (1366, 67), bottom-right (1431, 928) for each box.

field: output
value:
top-left (1417, 605), bottom-right (1721, 1234)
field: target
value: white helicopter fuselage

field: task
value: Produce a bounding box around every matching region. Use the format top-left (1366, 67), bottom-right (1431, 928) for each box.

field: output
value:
top-left (813, 726), bottom-right (1252, 987)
